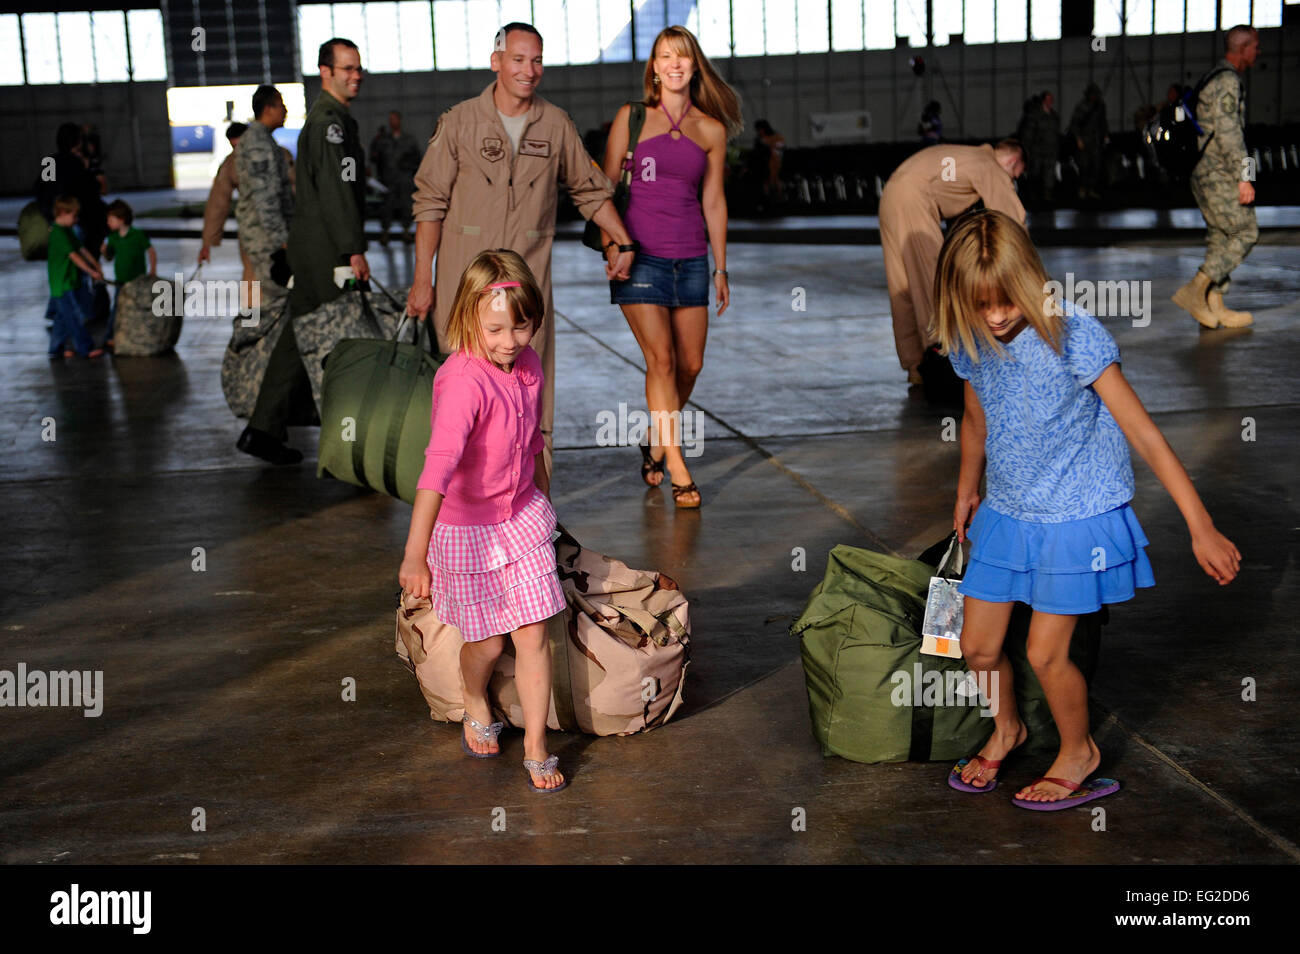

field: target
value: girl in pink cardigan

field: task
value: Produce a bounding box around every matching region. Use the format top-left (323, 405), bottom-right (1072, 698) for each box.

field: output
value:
top-left (399, 249), bottom-right (567, 793)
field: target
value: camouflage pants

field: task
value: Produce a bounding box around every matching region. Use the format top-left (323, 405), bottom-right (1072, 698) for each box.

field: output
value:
top-left (1191, 167), bottom-right (1258, 290)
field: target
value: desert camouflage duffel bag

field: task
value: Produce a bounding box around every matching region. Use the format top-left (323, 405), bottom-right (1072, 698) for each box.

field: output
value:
top-left (395, 526), bottom-right (691, 736)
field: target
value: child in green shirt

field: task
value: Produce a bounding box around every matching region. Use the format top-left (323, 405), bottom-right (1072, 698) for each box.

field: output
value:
top-left (101, 199), bottom-right (156, 350)
top-left (47, 195), bottom-right (104, 358)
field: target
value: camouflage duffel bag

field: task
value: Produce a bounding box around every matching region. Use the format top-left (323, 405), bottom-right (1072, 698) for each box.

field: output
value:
top-left (113, 273), bottom-right (184, 356)
top-left (293, 283), bottom-right (407, 413)
top-left (395, 526), bottom-right (691, 736)
top-left (220, 286), bottom-right (293, 418)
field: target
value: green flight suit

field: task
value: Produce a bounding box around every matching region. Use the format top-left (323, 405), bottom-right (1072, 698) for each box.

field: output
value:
top-left (250, 90), bottom-right (366, 440)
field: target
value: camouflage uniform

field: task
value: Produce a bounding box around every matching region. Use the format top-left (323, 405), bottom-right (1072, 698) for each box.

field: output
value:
top-left (220, 120), bottom-right (297, 422)
top-left (1020, 102), bottom-right (1060, 200)
top-left (1190, 60), bottom-right (1257, 292)
top-left (1069, 85), bottom-right (1108, 194)
top-left (234, 120), bottom-right (293, 290)
top-left (371, 130), bottom-right (421, 234)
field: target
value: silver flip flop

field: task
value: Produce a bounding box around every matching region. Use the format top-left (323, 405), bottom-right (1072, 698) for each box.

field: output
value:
top-left (461, 714), bottom-right (504, 759)
top-left (523, 755), bottom-right (568, 794)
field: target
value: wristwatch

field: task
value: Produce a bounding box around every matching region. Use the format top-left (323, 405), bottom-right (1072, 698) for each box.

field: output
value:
top-left (714, 269), bottom-right (728, 277)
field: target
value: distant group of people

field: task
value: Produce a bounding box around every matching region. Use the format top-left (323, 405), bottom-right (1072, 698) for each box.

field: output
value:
top-left (885, 24), bottom-right (1263, 387)
top-left (38, 121), bottom-right (158, 358)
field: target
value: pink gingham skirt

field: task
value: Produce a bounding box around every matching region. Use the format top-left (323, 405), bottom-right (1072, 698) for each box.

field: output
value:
top-left (427, 489), bottom-right (566, 642)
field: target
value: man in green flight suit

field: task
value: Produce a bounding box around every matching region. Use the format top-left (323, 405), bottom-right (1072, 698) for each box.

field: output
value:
top-left (238, 36), bottom-right (370, 465)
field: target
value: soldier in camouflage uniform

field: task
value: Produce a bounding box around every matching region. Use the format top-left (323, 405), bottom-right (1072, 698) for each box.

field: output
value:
top-left (371, 111), bottom-right (421, 245)
top-left (238, 38), bottom-right (370, 466)
top-left (1068, 82), bottom-right (1108, 200)
top-left (1019, 91), bottom-right (1059, 204)
top-left (235, 86), bottom-right (293, 306)
top-left (223, 87), bottom-right (298, 427)
top-left (1172, 25), bottom-right (1260, 329)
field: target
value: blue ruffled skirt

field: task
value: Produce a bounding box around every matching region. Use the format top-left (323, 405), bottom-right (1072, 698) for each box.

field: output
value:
top-left (958, 503), bottom-right (1156, 615)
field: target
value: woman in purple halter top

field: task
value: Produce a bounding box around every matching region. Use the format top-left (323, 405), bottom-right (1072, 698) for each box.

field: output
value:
top-left (600, 26), bottom-right (743, 509)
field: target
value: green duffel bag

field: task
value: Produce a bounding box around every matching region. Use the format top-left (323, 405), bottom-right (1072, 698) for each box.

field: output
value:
top-left (791, 544), bottom-right (991, 764)
top-left (19, 202), bottom-right (49, 261)
top-left (316, 316), bottom-right (443, 504)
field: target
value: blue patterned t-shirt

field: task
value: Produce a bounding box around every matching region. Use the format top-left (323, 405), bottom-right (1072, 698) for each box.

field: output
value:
top-left (948, 301), bottom-right (1133, 523)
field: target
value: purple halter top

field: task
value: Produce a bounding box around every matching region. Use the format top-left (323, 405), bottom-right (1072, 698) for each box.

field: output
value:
top-left (622, 102), bottom-right (709, 259)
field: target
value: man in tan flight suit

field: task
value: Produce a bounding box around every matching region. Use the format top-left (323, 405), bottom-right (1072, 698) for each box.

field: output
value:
top-left (200, 123), bottom-right (250, 282)
top-left (409, 21), bottom-right (637, 474)
top-left (879, 140), bottom-right (1026, 382)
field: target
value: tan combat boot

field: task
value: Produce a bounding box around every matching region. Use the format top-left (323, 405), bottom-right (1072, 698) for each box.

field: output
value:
top-left (1171, 271), bottom-right (1218, 328)
top-left (1207, 289), bottom-right (1253, 327)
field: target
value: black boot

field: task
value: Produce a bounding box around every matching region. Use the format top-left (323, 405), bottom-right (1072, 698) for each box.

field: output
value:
top-left (237, 426), bottom-right (303, 465)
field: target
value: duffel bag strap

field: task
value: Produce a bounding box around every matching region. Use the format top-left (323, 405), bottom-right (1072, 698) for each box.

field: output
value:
top-left (544, 611), bottom-right (579, 733)
top-left (380, 342), bottom-right (421, 499)
top-left (356, 283), bottom-right (387, 337)
top-left (351, 339), bottom-right (398, 484)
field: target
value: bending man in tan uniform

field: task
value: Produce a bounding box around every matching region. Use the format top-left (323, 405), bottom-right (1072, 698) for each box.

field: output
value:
top-left (408, 21), bottom-right (637, 476)
top-left (880, 140), bottom-right (1026, 382)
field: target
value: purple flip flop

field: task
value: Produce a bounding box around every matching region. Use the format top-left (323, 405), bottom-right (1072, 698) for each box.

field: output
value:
top-left (1012, 775), bottom-right (1121, 811)
top-left (948, 756), bottom-right (1002, 793)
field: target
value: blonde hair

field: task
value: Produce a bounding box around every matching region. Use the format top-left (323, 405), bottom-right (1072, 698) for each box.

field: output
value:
top-left (444, 249), bottom-right (545, 359)
top-left (643, 26), bottom-right (743, 140)
top-left (934, 209), bottom-right (1062, 361)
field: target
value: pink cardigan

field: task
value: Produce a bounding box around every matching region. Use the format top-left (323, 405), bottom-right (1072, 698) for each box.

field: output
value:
top-left (417, 347), bottom-right (545, 525)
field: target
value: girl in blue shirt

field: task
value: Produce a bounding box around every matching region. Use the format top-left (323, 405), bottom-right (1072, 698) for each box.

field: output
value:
top-left (936, 210), bottom-right (1240, 810)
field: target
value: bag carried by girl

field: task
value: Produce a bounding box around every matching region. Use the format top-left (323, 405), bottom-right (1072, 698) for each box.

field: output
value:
top-left (581, 101), bottom-right (646, 253)
top-left (395, 526), bottom-right (690, 736)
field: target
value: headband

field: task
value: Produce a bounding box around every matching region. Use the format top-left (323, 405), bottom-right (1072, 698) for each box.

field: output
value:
top-left (488, 281), bottom-right (521, 289)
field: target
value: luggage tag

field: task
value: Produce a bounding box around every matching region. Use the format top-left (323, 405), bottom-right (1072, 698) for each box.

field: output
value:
top-left (920, 534), bottom-right (965, 659)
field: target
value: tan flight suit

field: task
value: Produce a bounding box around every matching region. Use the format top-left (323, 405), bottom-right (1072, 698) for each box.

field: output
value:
top-left (203, 152), bottom-right (253, 282)
top-left (412, 82), bottom-right (615, 468)
top-left (879, 144), bottom-right (1026, 371)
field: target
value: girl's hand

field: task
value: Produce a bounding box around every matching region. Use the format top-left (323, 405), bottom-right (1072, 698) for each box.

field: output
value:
top-left (714, 272), bottom-right (729, 315)
top-left (953, 491), bottom-right (981, 543)
top-left (1191, 527), bottom-right (1241, 586)
top-left (398, 556), bottom-right (431, 600)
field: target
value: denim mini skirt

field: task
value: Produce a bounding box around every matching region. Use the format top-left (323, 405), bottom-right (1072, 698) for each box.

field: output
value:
top-left (610, 252), bottom-right (709, 308)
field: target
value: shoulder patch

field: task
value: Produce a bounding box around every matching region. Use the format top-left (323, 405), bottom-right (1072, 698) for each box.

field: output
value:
top-left (326, 123), bottom-right (344, 145)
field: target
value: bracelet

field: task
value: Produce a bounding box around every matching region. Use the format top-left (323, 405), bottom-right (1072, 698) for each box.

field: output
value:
top-left (714, 269), bottom-right (728, 277)
top-left (605, 241), bottom-right (618, 250)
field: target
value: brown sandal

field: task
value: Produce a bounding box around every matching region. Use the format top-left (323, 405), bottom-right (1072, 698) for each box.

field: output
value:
top-left (671, 481), bottom-right (701, 509)
top-left (640, 443), bottom-right (666, 487)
